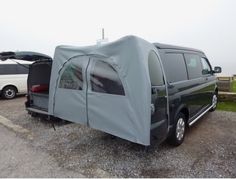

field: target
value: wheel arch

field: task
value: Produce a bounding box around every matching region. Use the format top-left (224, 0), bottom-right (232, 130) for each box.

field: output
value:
top-left (174, 104), bottom-right (189, 124)
top-left (215, 87), bottom-right (218, 95)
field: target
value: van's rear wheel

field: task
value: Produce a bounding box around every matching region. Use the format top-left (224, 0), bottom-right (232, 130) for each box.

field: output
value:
top-left (167, 113), bottom-right (186, 146)
top-left (2, 86), bottom-right (17, 99)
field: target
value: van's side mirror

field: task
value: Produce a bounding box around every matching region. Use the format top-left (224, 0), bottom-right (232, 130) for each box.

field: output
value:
top-left (213, 66), bottom-right (222, 73)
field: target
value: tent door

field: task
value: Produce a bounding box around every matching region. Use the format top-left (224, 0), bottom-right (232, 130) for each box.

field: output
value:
top-left (54, 56), bottom-right (140, 142)
top-left (53, 56), bottom-right (90, 125)
top-left (86, 57), bottom-right (138, 141)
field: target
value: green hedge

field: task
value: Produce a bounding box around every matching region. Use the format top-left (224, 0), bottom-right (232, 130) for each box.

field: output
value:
top-left (217, 101), bottom-right (236, 112)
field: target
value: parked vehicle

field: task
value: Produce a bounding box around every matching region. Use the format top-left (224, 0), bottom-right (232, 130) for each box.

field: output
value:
top-left (0, 52), bottom-right (52, 99)
top-left (9, 36), bottom-right (221, 146)
top-left (152, 43), bottom-right (221, 145)
top-left (0, 59), bottom-right (32, 99)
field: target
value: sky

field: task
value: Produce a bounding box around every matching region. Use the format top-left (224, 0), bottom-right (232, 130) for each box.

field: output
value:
top-left (0, 0), bottom-right (235, 75)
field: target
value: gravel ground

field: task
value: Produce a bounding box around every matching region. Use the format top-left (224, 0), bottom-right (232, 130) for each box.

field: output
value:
top-left (0, 96), bottom-right (236, 177)
top-left (0, 125), bottom-right (84, 177)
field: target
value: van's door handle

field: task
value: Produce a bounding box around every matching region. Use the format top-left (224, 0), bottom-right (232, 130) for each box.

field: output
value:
top-left (205, 77), bottom-right (209, 81)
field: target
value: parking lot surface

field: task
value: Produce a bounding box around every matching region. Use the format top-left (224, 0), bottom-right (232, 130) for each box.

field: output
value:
top-left (0, 96), bottom-right (236, 177)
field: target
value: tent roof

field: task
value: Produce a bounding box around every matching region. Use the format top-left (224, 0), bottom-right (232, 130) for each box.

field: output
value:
top-left (54, 35), bottom-right (151, 62)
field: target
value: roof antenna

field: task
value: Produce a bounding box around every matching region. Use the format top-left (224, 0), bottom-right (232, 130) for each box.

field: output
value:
top-left (97, 28), bottom-right (108, 45)
top-left (102, 28), bottom-right (105, 40)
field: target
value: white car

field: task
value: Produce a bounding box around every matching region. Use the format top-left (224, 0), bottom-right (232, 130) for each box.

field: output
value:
top-left (0, 51), bottom-right (52, 99)
top-left (0, 59), bottom-right (32, 99)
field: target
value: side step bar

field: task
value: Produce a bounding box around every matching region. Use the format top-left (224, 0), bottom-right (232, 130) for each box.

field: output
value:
top-left (189, 104), bottom-right (213, 126)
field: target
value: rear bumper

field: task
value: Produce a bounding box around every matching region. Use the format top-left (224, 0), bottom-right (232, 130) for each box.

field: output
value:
top-left (25, 94), bottom-right (49, 117)
top-left (26, 107), bottom-right (49, 115)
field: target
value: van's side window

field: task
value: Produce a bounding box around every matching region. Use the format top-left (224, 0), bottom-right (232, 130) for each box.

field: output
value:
top-left (184, 54), bottom-right (202, 79)
top-left (90, 61), bottom-right (125, 96)
top-left (163, 53), bottom-right (188, 83)
top-left (0, 64), bottom-right (29, 75)
top-left (201, 58), bottom-right (212, 75)
top-left (59, 63), bottom-right (83, 90)
top-left (148, 51), bottom-right (164, 86)
top-left (0, 64), bottom-right (16, 75)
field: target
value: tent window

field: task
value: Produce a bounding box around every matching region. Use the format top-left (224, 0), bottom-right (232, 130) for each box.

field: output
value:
top-left (90, 61), bottom-right (125, 95)
top-left (59, 63), bottom-right (83, 90)
top-left (148, 51), bottom-right (164, 86)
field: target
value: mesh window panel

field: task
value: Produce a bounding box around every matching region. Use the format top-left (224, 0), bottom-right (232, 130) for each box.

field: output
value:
top-left (90, 61), bottom-right (125, 95)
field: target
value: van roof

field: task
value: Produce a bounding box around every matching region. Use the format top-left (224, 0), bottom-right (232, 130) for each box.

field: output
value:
top-left (153, 43), bottom-right (204, 54)
top-left (0, 59), bottom-right (33, 64)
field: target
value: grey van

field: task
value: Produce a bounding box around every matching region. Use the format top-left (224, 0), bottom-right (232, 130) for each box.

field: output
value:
top-left (18, 36), bottom-right (221, 146)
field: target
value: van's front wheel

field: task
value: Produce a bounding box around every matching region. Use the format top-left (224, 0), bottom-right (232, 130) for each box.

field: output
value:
top-left (167, 113), bottom-right (186, 146)
top-left (2, 86), bottom-right (17, 99)
top-left (210, 93), bottom-right (218, 112)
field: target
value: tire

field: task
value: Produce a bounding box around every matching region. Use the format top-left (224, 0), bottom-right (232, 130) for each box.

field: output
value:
top-left (167, 113), bottom-right (186, 146)
top-left (209, 93), bottom-right (218, 112)
top-left (2, 86), bottom-right (17, 99)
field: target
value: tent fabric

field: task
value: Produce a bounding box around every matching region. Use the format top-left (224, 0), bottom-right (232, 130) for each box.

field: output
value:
top-left (48, 35), bottom-right (161, 145)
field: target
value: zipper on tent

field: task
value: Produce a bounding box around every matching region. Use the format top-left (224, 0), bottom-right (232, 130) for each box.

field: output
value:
top-left (85, 57), bottom-right (91, 127)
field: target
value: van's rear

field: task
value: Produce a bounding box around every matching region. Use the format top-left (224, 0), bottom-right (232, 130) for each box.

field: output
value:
top-left (25, 60), bottom-right (52, 116)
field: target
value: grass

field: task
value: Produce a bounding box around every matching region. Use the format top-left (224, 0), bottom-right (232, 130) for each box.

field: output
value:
top-left (217, 101), bottom-right (236, 112)
top-left (217, 80), bottom-right (236, 112)
top-left (232, 80), bottom-right (236, 93)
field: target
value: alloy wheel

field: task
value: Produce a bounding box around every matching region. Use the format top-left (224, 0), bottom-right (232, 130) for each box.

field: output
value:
top-left (176, 117), bottom-right (185, 141)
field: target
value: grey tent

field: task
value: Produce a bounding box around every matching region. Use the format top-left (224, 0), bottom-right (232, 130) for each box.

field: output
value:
top-left (48, 36), bottom-right (163, 145)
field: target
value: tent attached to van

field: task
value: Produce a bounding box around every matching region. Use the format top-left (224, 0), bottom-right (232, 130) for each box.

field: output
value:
top-left (3, 36), bottom-right (221, 147)
top-left (25, 36), bottom-right (166, 146)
